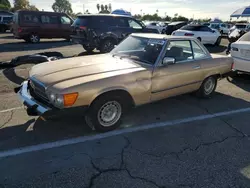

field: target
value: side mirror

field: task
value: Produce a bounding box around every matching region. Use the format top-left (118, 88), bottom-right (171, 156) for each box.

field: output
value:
top-left (162, 57), bottom-right (175, 66)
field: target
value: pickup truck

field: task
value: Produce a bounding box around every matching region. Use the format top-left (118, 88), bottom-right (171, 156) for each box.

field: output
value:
top-left (16, 33), bottom-right (233, 132)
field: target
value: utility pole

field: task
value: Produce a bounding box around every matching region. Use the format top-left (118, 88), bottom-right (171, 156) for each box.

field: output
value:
top-left (83, 4), bottom-right (85, 14)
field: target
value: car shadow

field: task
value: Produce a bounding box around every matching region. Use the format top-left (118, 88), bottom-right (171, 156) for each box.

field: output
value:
top-left (0, 35), bottom-right (14, 39)
top-left (2, 68), bottom-right (26, 85)
top-left (0, 40), bottom-right (72, 53)
top-left (205, 44), bottom-right (227, 54)
top-left (0, 91), bottom-right (250, 151)
top-left (227, 74), bottom-right (250, 92)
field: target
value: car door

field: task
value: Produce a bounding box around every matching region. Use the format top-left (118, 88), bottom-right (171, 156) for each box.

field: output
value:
top-left (151, 40), bottom-right (203, 102)
top-left (41, 14), bottom-right (60, 38)
top-left (199, 26), bottom-right (216, 44)
top-left (59, 15), bottom-right (73, 38)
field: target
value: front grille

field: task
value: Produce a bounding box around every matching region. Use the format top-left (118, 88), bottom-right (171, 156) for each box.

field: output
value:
top-left (29, 77), bottom-right (50, 104)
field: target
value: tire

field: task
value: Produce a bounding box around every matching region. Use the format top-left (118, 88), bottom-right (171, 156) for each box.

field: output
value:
top-left (85, 94), bottom-right (128, 132)
top-left (82, 45), bottom-right (95, 53)
top-left (214, 36), bottom-right (221, 46)
top-left (100, 39), bottom-right (116, 53)
top-left (220, 30), bottom-right (224, 35)
top-left (197, 37), bottom-right (201, 42)
top-left (29, 34), bottom-right (40, 43)
top-left (196, 76), bottom-right (217, 98)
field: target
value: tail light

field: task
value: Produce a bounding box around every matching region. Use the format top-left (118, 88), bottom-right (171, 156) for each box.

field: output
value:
top-left (79, 26), bottom-right (87, 30)
top-left (18, 28), bottom-right (22, 33)
top-left (184, 33), bottom-right (194, 36)
top-left (231, 62), bottom-right (234, 70)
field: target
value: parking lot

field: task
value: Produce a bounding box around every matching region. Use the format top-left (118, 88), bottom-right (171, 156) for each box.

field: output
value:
top-left (1, 33), bottom-right (250, 187)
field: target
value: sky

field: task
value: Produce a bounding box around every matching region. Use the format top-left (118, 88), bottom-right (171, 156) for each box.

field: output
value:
top-left (9, 0), bottom-right (250, 20)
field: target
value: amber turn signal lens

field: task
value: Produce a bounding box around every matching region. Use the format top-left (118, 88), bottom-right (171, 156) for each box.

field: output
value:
top-left (63, 93), bottom-right (78, 107)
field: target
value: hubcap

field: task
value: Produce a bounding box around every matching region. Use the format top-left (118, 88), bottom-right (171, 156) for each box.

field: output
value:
top-left (98, 101), bottom-right (122, 127)
top-left (30, 35), bottom-right (38, 43)
top-left (204, 78), bottom-right (215, 95)
top-left (103, 41), bottom-right (114, 52)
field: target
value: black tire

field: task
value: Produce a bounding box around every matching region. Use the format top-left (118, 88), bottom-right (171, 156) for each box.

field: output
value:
top-left (197, 76), bottom-right (217, 98)
top-left (82, 45), bottom-right (95, 53)
top-left (214, 36), bottom-right (221, 46)
top-left (220, 30), bottom-right (224, 35)
top-left (85, 94), bottom-right (128, 132)
top-left (197, 37), bottom-right (201, 42)
top-left (100, 39), bottom-right (116, 53)
top-left (29, 34), bottom-right (40, 43)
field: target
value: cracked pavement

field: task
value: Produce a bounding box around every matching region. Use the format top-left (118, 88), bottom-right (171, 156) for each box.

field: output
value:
top-left (1, 33), bottom-right (250, 187)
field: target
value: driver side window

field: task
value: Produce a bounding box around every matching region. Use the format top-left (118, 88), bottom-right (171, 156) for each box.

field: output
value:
top-left (128, 19), bottom-right (142, 29)
top-left (165, 40), bottom-right (193, 63)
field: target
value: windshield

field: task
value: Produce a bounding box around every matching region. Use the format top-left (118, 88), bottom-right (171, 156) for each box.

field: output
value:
top-left (111, 36), bottom-right (165, 65)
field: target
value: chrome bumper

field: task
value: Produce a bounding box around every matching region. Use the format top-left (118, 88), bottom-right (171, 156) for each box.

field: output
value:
top-left (18, 81), bottom-right (50, 115)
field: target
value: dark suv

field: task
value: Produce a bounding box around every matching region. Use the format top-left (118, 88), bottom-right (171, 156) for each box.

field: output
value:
top-left (70, 14), bottom-right (159, 53)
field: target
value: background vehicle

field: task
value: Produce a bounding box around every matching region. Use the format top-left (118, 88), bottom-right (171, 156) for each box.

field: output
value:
top-left (165, 21), bottom-right (187, 35)
top-left (12, 10), bottom-right (73, 43)
top-left (228, 23), bottom-right (248, 35)
top-left (17, 33), bottom-right (232, 132)
top-left (70, 14), bottom-right (159, 53)
top-left (209, 23), bottom-right (230, 35)
top-left (231, 31), bottom-right (250, 73)
top-left (0, 13), bottom-right (13, 32)
top-left (145, 21), bottom-right (166, 34)
top-left (172, 25), bottom-right (221, 45)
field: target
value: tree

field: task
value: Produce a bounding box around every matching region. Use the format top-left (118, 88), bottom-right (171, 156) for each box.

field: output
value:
top-left (96, 4), bottom-right (100, 12)
top-left (0, 0), bottom-right (11, 9)
top-left (171, 15), bottom-right (189, 22)
top-left (52, 0), bottom-right (73, 14)
top-left (13, 0), bottom-right (38, 11)
top-left (104, 4), bottom-right (108, 11)
top-left (108, 3), bottom-right (112, 12)
top-left (100, 4), bottom-right (104, 12)
top-left (99, 4), bottom-right (110, 13)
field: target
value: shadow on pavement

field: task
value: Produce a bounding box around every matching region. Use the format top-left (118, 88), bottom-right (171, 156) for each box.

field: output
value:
top-left (0, 40), bottom-right (72, 53)
top-left (227, 74), bottom-right (250, 92)
top-left (0, 35), bottom-right (14, 39)
top-left (3, 68), bottom-right (25, 85)
top-left (0, 91), bottom-right (250, 151)
top-left (205, 44), bottom-right (227, 54)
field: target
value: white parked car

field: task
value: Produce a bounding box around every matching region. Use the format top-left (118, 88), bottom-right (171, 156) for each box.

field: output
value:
top-left (231, 32), bottom-right (250, 73)
top-left (145, 21), bottom-right (166, 34)
top-left (172, 25), bottom-right (221, 45)
top-left (229, 23), bottom-right (248, 35)
top-left (209, 23), bottom-right (230, 35)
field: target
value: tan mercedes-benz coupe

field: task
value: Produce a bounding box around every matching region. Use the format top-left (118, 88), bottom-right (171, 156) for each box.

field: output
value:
top-left (16, 33), bottom-right (233, 132)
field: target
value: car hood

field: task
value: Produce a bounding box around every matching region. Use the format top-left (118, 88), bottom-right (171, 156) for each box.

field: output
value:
top-left (30, 54), bottom-right (146, 87)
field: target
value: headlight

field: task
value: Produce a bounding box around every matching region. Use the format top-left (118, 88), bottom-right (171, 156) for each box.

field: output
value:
top-left (46, 91), bottom-right (78, 108)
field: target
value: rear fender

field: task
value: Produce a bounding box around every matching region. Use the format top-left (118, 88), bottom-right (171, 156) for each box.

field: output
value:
top-left (99, 32), bottom-right (119, 44)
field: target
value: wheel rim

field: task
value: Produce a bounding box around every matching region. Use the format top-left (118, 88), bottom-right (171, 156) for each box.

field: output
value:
top-left (98, 101), bottom-right (122, 127)
top-left (103, 41), bottom-right (114, 52)
top-left (30, 35), bottom-right (39, 43)
top-left (204, 77), bottom-right (215, 95)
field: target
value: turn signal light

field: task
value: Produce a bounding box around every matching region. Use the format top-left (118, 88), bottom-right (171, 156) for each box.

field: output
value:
top-left (79, 26), bottom-right (87, 30)
top-left (63, 93), bottom-right (78, 107)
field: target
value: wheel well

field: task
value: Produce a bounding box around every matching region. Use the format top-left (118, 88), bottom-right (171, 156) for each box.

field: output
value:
top-left (91, 90), bottom-right (135, 108)
top-left (205, 74), bottom-right (221, 80)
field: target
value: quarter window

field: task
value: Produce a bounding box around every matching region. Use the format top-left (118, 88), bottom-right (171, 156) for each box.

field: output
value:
top-left (191, 41), bottom-right (207, 59)
top-left (41, 15), bottom-right (58, 24)
top-left (165, 40), bottom-right (193, 62)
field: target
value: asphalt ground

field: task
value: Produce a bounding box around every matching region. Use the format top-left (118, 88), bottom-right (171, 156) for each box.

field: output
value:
top-left (1, 33), bottom-right (250, 188)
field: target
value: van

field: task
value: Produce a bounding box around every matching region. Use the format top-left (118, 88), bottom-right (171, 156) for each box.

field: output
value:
top-left (12, 10), bottom-right (74, 43)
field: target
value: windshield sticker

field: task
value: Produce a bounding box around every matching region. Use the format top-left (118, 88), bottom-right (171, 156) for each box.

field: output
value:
top-left (148, 39), bottom-right (165, 45)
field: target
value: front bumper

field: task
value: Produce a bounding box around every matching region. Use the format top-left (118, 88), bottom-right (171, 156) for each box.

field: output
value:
top-left (16, 81), bottom-right (50, 116)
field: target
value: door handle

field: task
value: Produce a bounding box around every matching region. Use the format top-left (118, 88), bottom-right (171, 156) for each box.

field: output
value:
top-left (193, 66), bottom-right (201, 70)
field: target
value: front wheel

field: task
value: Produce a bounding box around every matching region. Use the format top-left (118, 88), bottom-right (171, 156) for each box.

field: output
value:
top-left (100, 39), bottom-right (116, 53)
top-left (196, 76), bottom-right (217, 98)
top-left (82, 45), bottom-right (95, 53)
top-left (85, 95), bottom-right (126, 132)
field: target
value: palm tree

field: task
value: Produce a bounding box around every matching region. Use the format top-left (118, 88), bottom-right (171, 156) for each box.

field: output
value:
top-left (100, 4), bottom-right (104, 12)
top-left (96, 4), bottom-right (100, 12)
top-left (104, 4), bottom-right (108, 11)
top-left (108, 3), bottom-right (112, 12)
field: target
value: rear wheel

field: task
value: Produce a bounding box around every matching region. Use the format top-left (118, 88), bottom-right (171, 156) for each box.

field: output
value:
top-left (100, 39), bottom-right (116, 53)
top-left (85, 95), bottom-right (128, 132)
top-left (197, 76), bottom-right (217, 98)
top-left (29, 34), bottom-right (40, 43)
